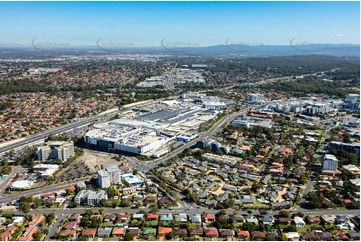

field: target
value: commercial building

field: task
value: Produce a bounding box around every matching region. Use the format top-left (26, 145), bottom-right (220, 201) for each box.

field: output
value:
top-left (200, 96), bottom-right (227, 110)
top-left (10, 180), bottom-right (33, 190)
top-left (344, 94), bottom-right (360, 111)
top-left (83, 122), bottom-right (170, 155)
top-left (37, 141), bottom-right (74, 161)
top-left (247, 93), bottom-right (264, 103)
top-left (33, 164), bottom-right (59, 178)
top-left (232, 116), bottom-right (272, 129)
top-left (322, 154), bottom-right (338, 171)
top-left (305, 103), bottom-right (331, 116)
top-left (74, 189), bottom-right (108, 206)
top-left (176, 132), bottom-right (198, 142)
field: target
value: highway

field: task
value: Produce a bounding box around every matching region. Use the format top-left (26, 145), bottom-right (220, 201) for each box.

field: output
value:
top-left (0, 109), bottom-right (244, 204)
top-left (0, 109), bottom-right (119, 155)
top-left (0, 176), bottom-right (93, 203)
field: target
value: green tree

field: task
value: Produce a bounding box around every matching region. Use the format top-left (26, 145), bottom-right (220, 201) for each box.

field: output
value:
top-left (19, 202), bottom-right (31, 214)
top-left (124, 233), bottom-right (134, 241)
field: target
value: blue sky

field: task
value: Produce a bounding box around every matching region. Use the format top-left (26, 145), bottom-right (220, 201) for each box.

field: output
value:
top-left (0, 1), bottom-right (359, 47)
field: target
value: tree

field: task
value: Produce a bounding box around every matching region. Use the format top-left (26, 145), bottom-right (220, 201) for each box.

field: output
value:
top-left (279, 210), bottom-right (291, 218)
top-left (46, 213), bottom-right (56, 225)
top-left (98, 208), bottom-right (105, 217)
top-left (19, 202), bottom-right (31, 214)
top-left (251, 181), bottom-right (263, 193)
top-left (124, 233), bottom-right (134, 241)
top-left (283, 225), bottom-right (297, 232)
top-left (33, 230), bottom-right (44, 241)
top-left (91, 217), bottom-right (101, 228)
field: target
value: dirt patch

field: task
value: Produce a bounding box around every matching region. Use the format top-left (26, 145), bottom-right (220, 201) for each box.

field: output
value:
top-left (82, 150), bottom-right (121, 173)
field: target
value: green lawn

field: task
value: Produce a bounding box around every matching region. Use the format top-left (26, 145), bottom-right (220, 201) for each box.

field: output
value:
top-left (244, 204), bottom-right (270, 209)
top-left (144, 220), bottom-right (158, 227)
top-left (297, 224), bottom-right (324, 233)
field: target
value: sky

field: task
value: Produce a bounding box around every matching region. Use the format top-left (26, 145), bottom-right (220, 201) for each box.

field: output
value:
top-left (0, 1), bottom-right (359, 47)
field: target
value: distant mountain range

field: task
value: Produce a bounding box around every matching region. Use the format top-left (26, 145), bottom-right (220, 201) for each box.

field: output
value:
top-left (0, 44), bottom-right (359, 58)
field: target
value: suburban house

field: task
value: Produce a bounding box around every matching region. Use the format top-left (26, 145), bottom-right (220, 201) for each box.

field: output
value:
top-left (205, 228), bottom-right (219, 238)
top-left (294, 216), bottom-right (306, 227)
top-left (237, 230), bottom-right (250, 240)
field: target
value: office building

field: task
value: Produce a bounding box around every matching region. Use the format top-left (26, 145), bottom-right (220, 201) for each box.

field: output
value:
top-left (247, 93), bottom-right (264, 103)
top-left (305, 103), bottom-right (331, 116)
top-left (37, 141), bottom-right (74, 161)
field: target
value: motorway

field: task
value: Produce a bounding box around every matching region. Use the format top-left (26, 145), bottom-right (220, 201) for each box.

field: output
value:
top-left (0, 109), bottom-right (244, 204)
top-left (0, 109), bottom-right (119, 155)
top-left (0, 176), bottom-right (93, 203)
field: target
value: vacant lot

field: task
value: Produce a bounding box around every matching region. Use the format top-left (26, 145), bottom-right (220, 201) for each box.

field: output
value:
top-left (56, 150), bottom-right (120, 182)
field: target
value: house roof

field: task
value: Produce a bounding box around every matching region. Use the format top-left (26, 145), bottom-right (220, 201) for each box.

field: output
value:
top-left (294, 216), bottom-right (305, 224)
top-left (279, 217), bottom-right (291, 222)
top-left (133, 214), bottom-right (144, 219)
top-left (174, 229), bottom-right (188, 235)
top-left (263, 216), bottom-right (273, 222)
top-left (69, 213), bottom-right (80, 220)
top-left (205, 228), bottom-right (218, 236)
top-left (112, 228), bottom-right (125, 235)
top-left (237, 230), bottom-right (250, 237)
top-left (97, 229), bottom-right (111, 236)
top-left (118, 214), bottom-right (130, 220)
top-left (158, 227), bottom-right (173, 235)
top-left (127, 228), bottom-right (141, 235)
top-left (63, 222), bottom-right (77, 230)
top-left (59, 230), bottom-right (76, 237)
top-left (67, 185), bottom-right (76, 191)
top-left (204, 214), bottom-right (215, 220)
top-left (147, 214), bottom-right (159, 219)
top-left (160, 214), bottom-right (173, 221)
top-left (252, 231), bottom-right (266, 238)
top-left (189, 227), bottom-right (203, 235)
top-left (302, 232), bottom-right (318, 240)
top-left (82, 230), bottom-right (96, 236)
top-left (220, 229), bottom-right (234, 236)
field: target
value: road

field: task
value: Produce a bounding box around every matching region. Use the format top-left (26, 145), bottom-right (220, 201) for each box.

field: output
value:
top-left (131, 109), bottom-right (245, 173)
top-left (0, 109), bottom-right (244, 204)
top-left (0, 110), bottom-right (119, 155)
top-left (0, 176), bottom-right (92, 203)
top-left (300, 180), bottom-right (315, 204)
top-left (0, 166), bottom-right (23, 193)
top-left (5, 206), bottom-right (360, 218)
top-left (44, 214), bottom-right (62, 241)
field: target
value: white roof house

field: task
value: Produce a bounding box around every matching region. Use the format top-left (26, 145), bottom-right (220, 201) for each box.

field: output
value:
top-left (294, 216), bottom-right (306, 227)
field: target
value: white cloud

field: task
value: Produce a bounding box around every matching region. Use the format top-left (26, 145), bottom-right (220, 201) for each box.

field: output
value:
top-left (334, 33), bottom-right (344, 38)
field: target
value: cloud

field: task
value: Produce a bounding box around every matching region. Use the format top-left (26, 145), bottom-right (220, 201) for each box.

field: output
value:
top-left (334, 33), bottom-right (344, 38)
